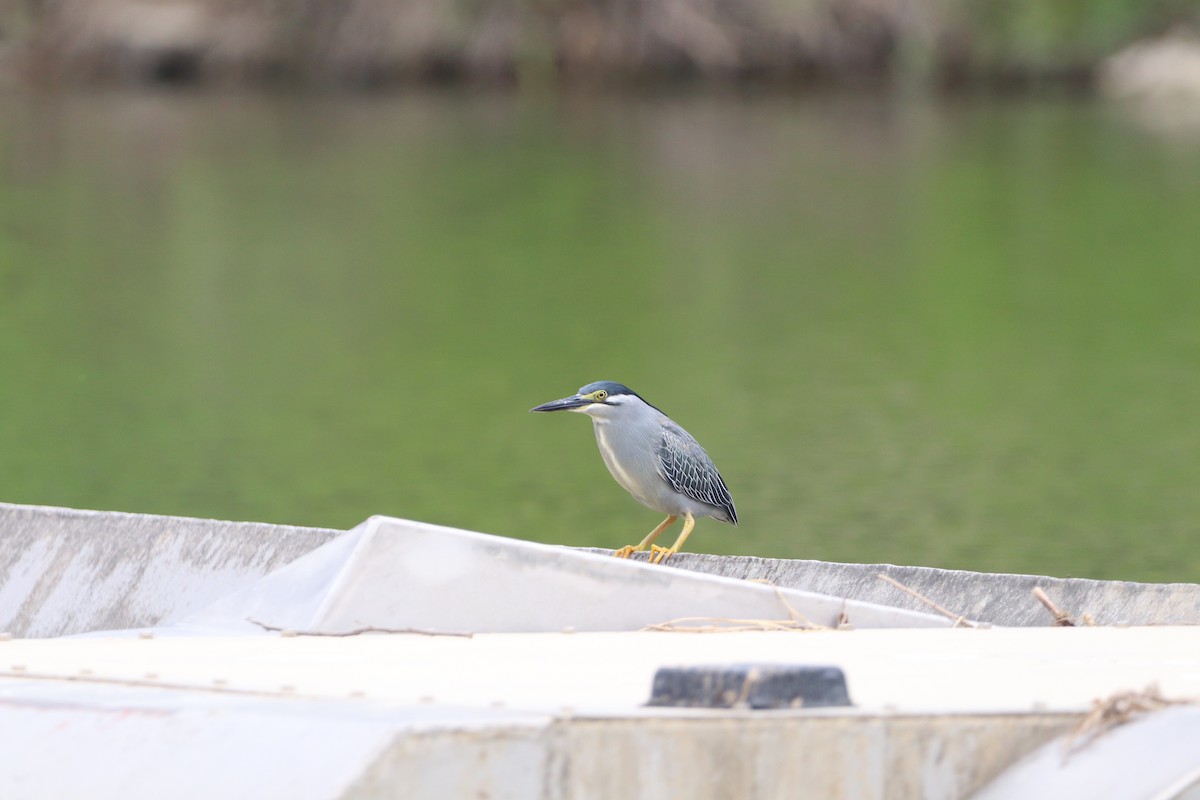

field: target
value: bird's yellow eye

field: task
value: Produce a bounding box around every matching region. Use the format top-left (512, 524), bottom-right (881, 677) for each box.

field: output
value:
top-left (594, 390), bottom-right (608, 402)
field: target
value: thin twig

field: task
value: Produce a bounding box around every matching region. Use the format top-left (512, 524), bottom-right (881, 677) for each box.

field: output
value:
top-left (644, 583), bottom-right (840, 632)
top-left (247, 618), bottom-right (473, 638)
top-left (642, 616), bottom-right (824, 633)
top-left (772, 586), bottom-right (827, 629)
top-left (836, 599), bottom-right (852, 630)
top-left (1032, 587), bottom-right (1075, 626)
top-left (876, 574), bottom-right (977, 628)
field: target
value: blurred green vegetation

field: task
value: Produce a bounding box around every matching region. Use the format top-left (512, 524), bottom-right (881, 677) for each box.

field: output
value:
top-left (1, 90), bottom-right (1198, 582)
top-left (958, 0), bottom-right (1192, 77)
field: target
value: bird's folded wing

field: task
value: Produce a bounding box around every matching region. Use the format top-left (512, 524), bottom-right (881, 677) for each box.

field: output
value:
top-left (656, 423), bottom-right (737, 523)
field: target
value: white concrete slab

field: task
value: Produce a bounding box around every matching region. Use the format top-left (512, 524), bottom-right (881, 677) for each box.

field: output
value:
top-left (3, 626), bottom-right (1197, 799)
top-left (4, 626), bottom-right (1200, 716)
top-left (174, 516), bottom-right (951, 635)
top-left (0, 674), bottom-right (1074, 800)
top-left (0, 680), bottom-right (550, 800)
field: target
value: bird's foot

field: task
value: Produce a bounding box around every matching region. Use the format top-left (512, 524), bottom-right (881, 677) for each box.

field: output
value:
top-left (649, 545), bottom-right (675, 565)
top-left (612, 545), bottom-right (638, 559)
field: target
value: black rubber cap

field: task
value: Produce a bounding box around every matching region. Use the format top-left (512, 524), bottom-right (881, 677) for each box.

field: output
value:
top-left (647, 664), bottom-right (851, 709)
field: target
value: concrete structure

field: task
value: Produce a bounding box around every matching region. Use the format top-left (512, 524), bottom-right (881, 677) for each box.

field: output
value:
top-left (1, 503), bottom-right (1198, 798)
top-left (3, 503), bottom-right (1197, 637)
top-left (975, 706), bottom-right (1200, 799)
top-left (0, 502), bottom-right (338, 638)
top-left (172, 516), bottom-right (950, 635)
top-left (635, 551), bottom-right (1200, 627)
top-left (1, 626), bottom-right (1198, 798)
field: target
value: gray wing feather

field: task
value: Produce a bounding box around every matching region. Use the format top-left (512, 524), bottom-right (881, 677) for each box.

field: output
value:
top-left (656, 423), bottom-right (738, 524)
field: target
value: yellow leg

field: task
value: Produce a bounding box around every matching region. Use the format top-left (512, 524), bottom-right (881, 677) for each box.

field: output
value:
top-left (650, 512), bottom-right (695, 564)
top-left (613, 515), bottom-right (678, 559)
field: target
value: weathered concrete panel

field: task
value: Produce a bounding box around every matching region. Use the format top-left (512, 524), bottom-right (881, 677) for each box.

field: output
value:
top-left (0, 503), bottom-right (340, 638)
top-left (595, 551), bottom-right (1200, 627)
top-left (3, 502), bottom-right (1197, 638)
top-left (345, 726), bottom-right (552, 800)
top-left (541, 714), bottom-right (1072, 800)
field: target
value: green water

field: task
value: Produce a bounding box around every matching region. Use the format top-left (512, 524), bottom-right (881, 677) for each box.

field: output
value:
top-left (1, 89), bottom-right (1198, 581)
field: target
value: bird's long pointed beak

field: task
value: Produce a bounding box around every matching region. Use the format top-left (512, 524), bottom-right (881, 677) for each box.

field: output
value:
top-left (530, 394), bottom-right (591, 413)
